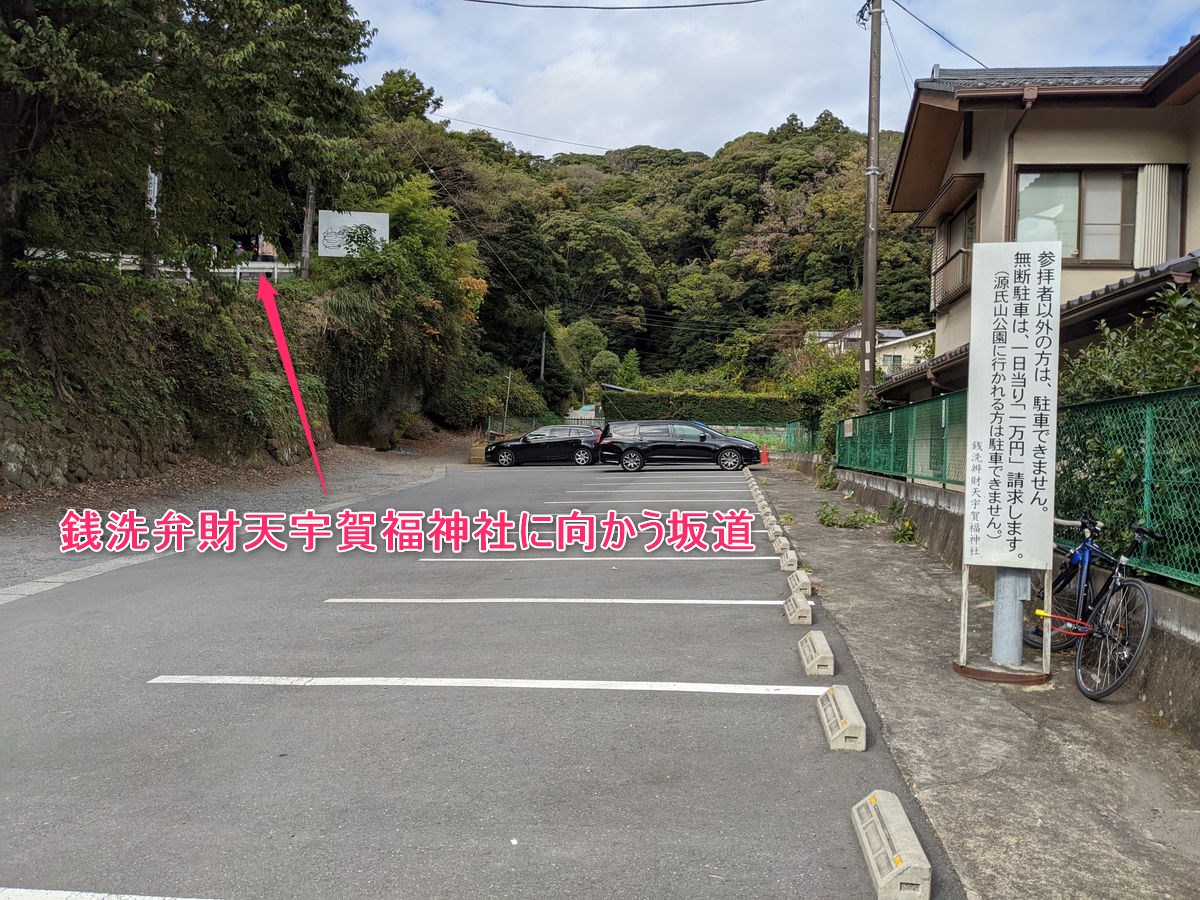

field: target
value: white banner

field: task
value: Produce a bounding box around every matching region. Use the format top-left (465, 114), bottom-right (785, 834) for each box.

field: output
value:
top-left (963, 242), bottom-right (1061, 569)
top-left (317, 210), bottom-right (390, 257)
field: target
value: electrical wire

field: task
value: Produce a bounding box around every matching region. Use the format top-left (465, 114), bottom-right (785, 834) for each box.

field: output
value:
top-left (882, 11), bottom-right (914, 97)
top-left (888, 0), bottom-right (987, 68)
top-left (396, 130), bottom-right (589, 374)
top-left (441, 116), bottom-right (614, 151)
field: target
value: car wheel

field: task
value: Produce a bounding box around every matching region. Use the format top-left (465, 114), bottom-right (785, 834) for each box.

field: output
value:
top-left (572, 447), bottom-right (593, 466)
top-left (717, 449), bottom-right (743, 471)
top-left (620, 449), bottom-right (645, 472)
top-left (497, 449), bottom-right (517, 467)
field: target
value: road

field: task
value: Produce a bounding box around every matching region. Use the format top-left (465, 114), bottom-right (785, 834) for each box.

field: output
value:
top-left (1, 462), bottom-right (965, 899)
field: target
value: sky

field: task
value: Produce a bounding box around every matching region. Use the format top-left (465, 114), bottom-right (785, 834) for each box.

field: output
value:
top-left (348, 0), bottom-right (1199, 158)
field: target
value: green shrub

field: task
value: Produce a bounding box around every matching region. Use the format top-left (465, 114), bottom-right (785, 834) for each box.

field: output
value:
top-left (816, 501), bottom-right (881, 529)
top-left (602, 389), bottom-right (816, 423)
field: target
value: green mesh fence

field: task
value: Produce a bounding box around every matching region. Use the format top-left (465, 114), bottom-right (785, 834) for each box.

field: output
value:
top-left (784, 421), bottom-right (821, 452)
top-left (836, 386), bottom-right (1200, 586)
top-left (837, 393), bottom-right (968, 486)
top-left (1055, 386), bottom-right (1200, 585)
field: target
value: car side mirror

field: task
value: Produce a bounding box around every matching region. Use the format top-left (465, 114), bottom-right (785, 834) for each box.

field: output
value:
top-left (699, 434), bottom-right (707, 441)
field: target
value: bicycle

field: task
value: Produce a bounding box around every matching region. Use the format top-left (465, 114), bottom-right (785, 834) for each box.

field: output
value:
top-left (1024, 514), bottom-right (1159, 700)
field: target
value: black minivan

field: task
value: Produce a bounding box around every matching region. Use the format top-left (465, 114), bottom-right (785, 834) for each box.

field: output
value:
top-left (597, 420), bottom-right (761, 472)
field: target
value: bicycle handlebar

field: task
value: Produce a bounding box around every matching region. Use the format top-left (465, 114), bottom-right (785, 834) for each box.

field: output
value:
top-left (1053, 515), bottom-right (1104, 531)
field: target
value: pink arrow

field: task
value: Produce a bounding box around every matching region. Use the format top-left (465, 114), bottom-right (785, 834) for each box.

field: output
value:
top-left (257, 274), bottom-right (328, 496)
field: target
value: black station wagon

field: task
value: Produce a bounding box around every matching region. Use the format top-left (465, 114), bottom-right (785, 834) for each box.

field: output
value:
top-left (485, 425), bottom-right (600, 467)
top-left (597, 420), bottom-right (761, 472)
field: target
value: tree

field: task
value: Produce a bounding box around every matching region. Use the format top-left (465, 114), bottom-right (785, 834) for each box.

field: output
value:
top-left (590, 349), bottom-right (620, 384)
top-left (0, 1), bottom-right (374, 280)
top-left (565, 317), bottom-right (607, 370)
top-left (1060, 288), bottom-right (1200, 404)
top-left (615, 348), bottom-right (642, 388)
top-left (365, 68), bottom-right (442, 121)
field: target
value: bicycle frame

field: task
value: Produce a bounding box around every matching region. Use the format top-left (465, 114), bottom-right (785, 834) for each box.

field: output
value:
top-left (1043, 534), bottom-right (1135, 634)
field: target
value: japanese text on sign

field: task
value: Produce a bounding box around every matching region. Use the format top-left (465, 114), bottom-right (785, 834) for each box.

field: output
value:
top-left (963, 241), bottom-right (1061, 569)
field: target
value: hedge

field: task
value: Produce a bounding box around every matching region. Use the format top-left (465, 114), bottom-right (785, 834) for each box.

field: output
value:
top-left (601, 390), bottom-right (818, 424)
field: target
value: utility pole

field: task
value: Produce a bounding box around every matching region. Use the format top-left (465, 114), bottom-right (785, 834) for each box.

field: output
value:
top-left (858, 0), bottom-right (883, 414)
top-left (539, 330), bottom-right (546, 381)
top-left (501, 371), bottom-right (513, 436)
top-left (300, 181), bottom-right (316, 279)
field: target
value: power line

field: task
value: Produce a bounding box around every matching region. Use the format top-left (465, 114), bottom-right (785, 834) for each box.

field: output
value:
top-left (441, 116), bottom-right (614, 152)
top-left (882, 11), bottom-right (914, 97)
top-left (888, 0), bottom-right (987, 68)
top-left (462, 0), bottom-right (768, 8)
top-left (396, 132), bottom-right (589, 374)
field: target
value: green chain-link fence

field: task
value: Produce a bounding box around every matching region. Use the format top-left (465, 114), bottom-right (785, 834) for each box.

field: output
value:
top-left (836, 392), bottom-right (968, 487)
top-left (784, 421), bottom-right (821, 452)
top-left (836, 386), bottom-right (1200, 585)
top-left (1055, 386), bottom-right (1200, 585)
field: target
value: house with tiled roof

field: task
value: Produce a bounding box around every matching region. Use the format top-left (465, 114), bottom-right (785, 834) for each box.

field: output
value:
top-left (879, 33), bottom-right (1200, 403)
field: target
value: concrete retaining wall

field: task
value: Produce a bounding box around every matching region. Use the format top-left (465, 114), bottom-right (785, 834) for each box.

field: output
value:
top-left (774, 453), bottom-right (1200, 748)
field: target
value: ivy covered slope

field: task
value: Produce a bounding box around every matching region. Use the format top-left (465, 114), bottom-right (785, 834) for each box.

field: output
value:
top-left (1, 4), bottom-right (932, 491)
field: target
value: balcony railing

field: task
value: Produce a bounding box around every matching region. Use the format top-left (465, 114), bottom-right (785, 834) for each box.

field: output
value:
top-left (930, 247), bottom-right (972, 312)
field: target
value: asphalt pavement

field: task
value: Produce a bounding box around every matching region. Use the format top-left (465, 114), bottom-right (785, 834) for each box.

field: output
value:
top-left (1, 461), bottom-right (965, 899)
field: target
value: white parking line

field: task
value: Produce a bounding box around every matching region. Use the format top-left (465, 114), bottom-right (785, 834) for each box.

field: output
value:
top-left (324, 600), bottom-right (782, 607)
top-left (579, 479), bottom-right (745, 484)
top-left (416, 555), bottom-right (777, 562)
top-left (149, 675), bottom-right (830, 696)
top-left (564, 489), bottom-right (750, 494)
top-left (0, 890), bottom-right (222, 900)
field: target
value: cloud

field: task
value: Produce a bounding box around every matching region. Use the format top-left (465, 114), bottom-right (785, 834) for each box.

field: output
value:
top-left (350, 0), bottom-right (1200, 157)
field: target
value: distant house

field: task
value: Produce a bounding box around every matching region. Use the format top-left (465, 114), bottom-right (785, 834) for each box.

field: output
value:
top-left (879, 33), bottom-right (1200, 403)
top-left (877, 329), bottom-right (934, 377)
top-left (815, 324), bottom-right (906, 356)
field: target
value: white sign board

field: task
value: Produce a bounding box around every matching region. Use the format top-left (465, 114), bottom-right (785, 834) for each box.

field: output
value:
top-left (317, 210), bottom-right (389, 257)
top-left (963, 242), bottom-right (1061, 569)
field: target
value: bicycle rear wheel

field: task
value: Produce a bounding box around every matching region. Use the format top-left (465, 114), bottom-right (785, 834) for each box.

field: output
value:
top-left (1074, 580), bottom-right (1153, 700)
top-left (1022, 565), bottom-right (1088, 652)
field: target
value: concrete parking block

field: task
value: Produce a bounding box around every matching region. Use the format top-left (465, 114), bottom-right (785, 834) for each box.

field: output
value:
top-left (780, 549), bottom-right (799, 572)
top-left (851, 790), bottom-right (932, 900)
top-left (767, 522), bottom-right (784, 541)
top-left (783, 593), bottom-right (812, 625)
top-left (788, 569), bottom-right (812, 597)
top-left (772, 535), bottom-right (791, 555)
top-left (818, 685), bottom-right (866, 751)
top-left (797, 630), bottom-right (834, 675)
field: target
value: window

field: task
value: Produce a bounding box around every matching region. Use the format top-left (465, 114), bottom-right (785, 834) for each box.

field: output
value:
top-left (1016, 169), bottom-right (1136, 263)
top-left (882, 354), bottom-right (904, 375)
top-left (948, 201), bottom-right (976, 255)
top-left (673, 424), bottom-right (706, 442)
top-left (1167, 167), bottom-right (1184, 258)
top-left (526, 429), bottom-right (553, 442)
top-left (931, 199), bottom-right (976, 309)
top-left (639, 424), bottom-right (672, 440)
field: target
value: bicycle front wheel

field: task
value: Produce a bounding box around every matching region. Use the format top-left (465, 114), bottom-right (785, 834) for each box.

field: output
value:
top-left (1074, 580), bottom-right (1153, 700)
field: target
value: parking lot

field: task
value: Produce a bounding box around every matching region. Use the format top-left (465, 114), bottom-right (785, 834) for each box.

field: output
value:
top-left (1, 463), bottom-right (963, 898)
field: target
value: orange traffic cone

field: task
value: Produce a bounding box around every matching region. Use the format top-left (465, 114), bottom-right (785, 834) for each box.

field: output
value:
top-left (761, 444), bottom-right (770, 466)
